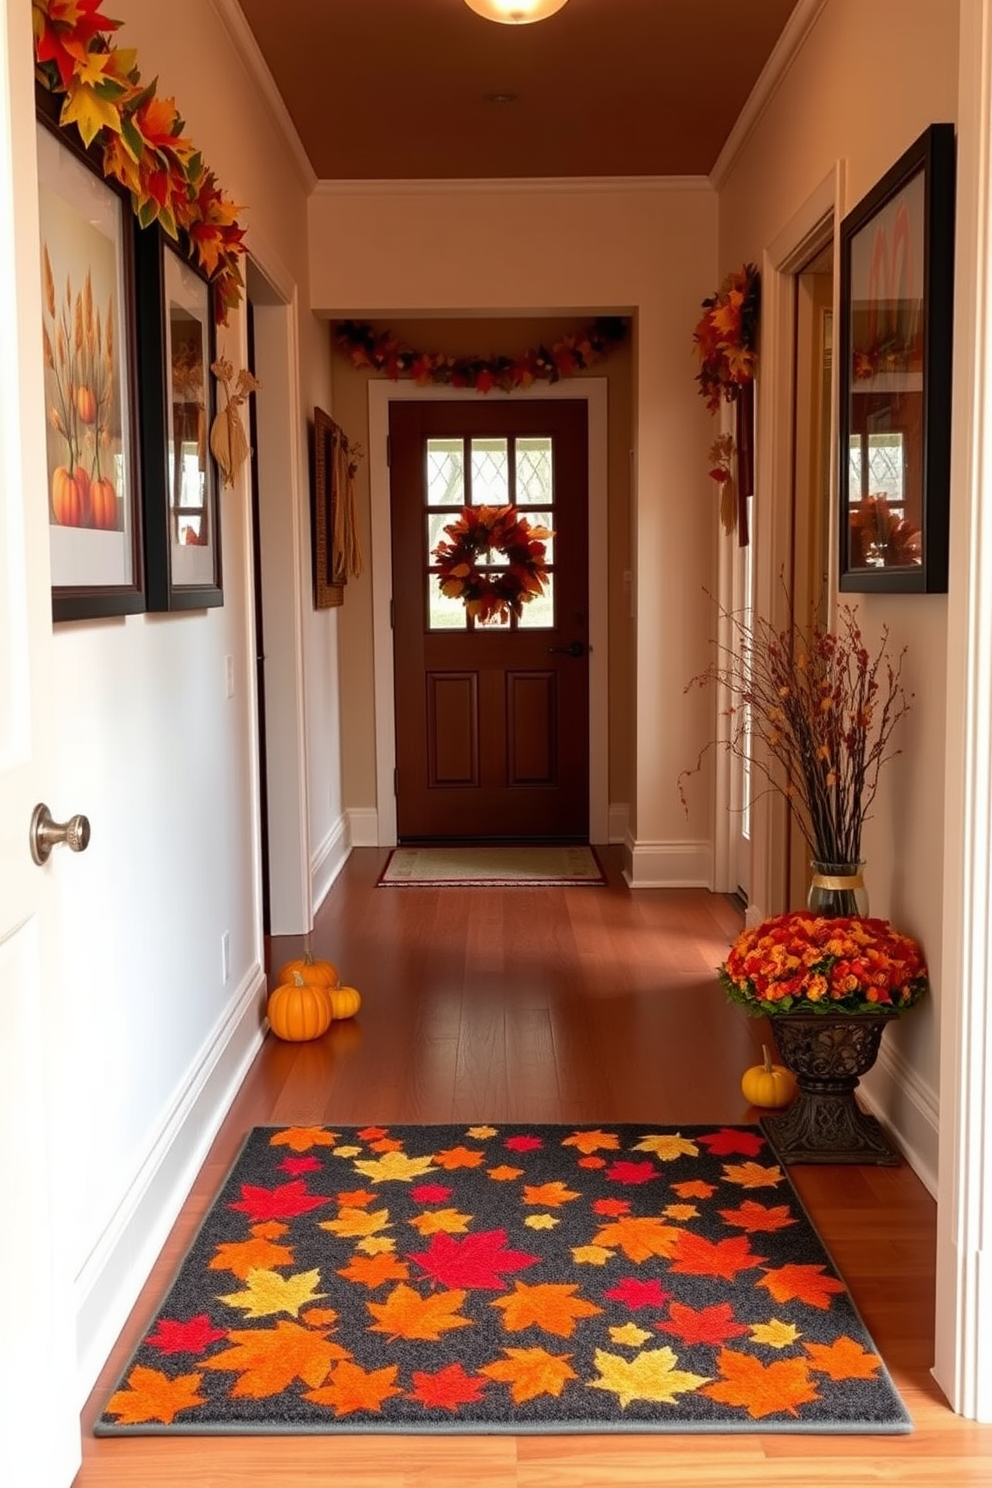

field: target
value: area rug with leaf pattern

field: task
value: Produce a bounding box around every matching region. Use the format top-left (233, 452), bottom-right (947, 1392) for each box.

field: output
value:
top-left (96, 1123), bottom-right (911, 1436)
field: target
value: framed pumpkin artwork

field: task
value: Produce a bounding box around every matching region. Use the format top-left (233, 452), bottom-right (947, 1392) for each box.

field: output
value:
top-left (838, 123), bottom-right (955, 593)
top-left (134, 225), bottom-right (222, 611)
top-left (36, 90), bottom-right (145, 621)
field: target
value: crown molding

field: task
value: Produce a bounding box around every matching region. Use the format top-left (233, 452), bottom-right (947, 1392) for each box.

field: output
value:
top-left (313, 174), bottom-right (713, 198)
top-left (710, 0), bottom-right (828, 190)
top-left (208, 0), bottom-right (317, 194)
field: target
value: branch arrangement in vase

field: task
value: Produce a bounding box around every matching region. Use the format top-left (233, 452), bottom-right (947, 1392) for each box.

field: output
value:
top-left (681, 599), bottom-right (911, 865)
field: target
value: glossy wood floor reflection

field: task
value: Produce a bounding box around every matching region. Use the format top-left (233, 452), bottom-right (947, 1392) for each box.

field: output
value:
top-left (74, 849), bottom-right (992, 1487)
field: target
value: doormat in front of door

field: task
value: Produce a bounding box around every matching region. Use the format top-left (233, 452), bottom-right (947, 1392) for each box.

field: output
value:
top-left (377, 845), bottom-right (606, 887)
top-left (95, 1123), bottom-right (910, 1436)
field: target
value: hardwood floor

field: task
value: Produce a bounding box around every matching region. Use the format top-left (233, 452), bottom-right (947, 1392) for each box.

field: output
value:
top-left (73, 848), bottom-right (992, 1486)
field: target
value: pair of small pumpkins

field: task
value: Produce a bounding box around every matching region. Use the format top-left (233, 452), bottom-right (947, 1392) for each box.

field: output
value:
top-left (266, 951), bottom-right (361, 1042)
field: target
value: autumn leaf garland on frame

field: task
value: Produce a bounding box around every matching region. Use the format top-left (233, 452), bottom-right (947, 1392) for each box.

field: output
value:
top-left (693, 263), bottom-right (760, 544)
top-left (33, 0), bottom-right (247, 323)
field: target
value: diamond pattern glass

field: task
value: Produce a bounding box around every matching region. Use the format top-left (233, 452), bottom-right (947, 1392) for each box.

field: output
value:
top-left (516, 436), bottom-right (553, 506)
top-left (426, 439), bottom-right (465, 506)
top-left (470, 438), bottom-right (509, 505)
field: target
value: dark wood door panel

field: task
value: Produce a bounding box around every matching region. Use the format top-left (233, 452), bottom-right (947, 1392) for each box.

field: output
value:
top-left (390, 398), bottom-right (589, 842)
top-left (507, 672), bottom-right (557, 786)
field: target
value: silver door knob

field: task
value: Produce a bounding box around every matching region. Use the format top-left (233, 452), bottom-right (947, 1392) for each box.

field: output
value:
top-left (30, 802), bottom-right (91, 865)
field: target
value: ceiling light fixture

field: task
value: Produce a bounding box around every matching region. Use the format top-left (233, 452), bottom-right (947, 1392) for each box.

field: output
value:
top-left (463, 0), bottom-right (569, 24)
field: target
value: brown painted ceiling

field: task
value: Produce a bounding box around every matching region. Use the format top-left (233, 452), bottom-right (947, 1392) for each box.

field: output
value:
top-left (235, 0), bottom-right (802, 180)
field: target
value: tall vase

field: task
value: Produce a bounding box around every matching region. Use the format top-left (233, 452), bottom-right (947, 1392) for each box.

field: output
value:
top-left (760, 1011), bottom-right (900, 1165)
top-left (807, 860), bottom-right (868, 918)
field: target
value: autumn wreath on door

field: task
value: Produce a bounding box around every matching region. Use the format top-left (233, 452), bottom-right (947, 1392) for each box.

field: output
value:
top-left (433, 505), bottom-right (553, 624)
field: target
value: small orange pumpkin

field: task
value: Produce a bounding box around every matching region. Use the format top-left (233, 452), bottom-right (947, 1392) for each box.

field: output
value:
top-left (741, 1044), bottom-right (796, 1109)
top-left (328, 985), bottom-right (361, 1021)
top-left (266, 972), bottom-right (333, 1041)
top-left (276, 949), bottom-right (340, 991)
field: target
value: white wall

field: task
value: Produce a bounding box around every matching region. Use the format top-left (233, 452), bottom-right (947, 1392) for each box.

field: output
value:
top-left (716, 0), bottom-right (960, 1184)
top-left (308, 179), bottom-right (720, 886)
top-left (31, 0), bottom-right (335, 1398)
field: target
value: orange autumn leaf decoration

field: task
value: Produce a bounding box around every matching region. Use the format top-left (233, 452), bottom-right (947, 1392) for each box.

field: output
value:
top-left (562, 1128), bottom-right (621, 1156)
top-left (590, 1216), bottom-right (682, 1264)
top-left (758, 1263), bottom-right (847, 1310)
top-left (669, 1230), bottom-right (768, 1282)
top-left (34, 0), bottom-right (246, 322)
top-left (104, 1365), bottom-right (206, 1425)
top-left (804, 1336), bottom-right (883, 1381)
top-left (203, 1321), bottom-right (348, 1399)
top-left (718, 1200), bottom-right (798, 1234)
top-left (408, 1363), bottom-right (487, 1412)
top-left (656, 1301), bottom-right (750, 1348)
top-left (337, 1251), bottom-right (411, 1289)
top-left (431, 1145), bottom-right (486, 1170)
top-left (208, 1234), bottom-right (295, 1280)
top-left (702, 1348), bottom-right (820, 1419)
top-left (479, 1347), bottom-right (578, 1404)
top-left (367, 1284), bottom-right (473, 1343)
top-left (304, 1360), bottom-right (402, 1417)
top-left (491, 1282), bottom-right (603, 1339)
top-left (522, 1181), bottom-right (581, 1208)
top-left (270, 1127), bottom-right (340, 1154)
top-left (722, 1161), bottom-right (786, 1190)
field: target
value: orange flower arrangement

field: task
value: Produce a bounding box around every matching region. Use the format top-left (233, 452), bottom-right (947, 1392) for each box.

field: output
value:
top-left (433, 505), bottom-right (552, 625)
top-left (720, 912), bottom-right (928, 1017)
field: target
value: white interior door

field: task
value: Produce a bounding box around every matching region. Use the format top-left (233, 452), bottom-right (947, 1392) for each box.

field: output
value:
top-left (0, 6), bottom-right (80, 1484)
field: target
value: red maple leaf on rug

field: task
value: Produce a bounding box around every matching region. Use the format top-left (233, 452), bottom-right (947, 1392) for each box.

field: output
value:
top-left (228, 1180), bottom-right (332, 1222)
top-left (603, 1278), bottom-right (671, 1311)
top-left (407, 1229), bottom-right (541, 1290)
top-left (145, 1315), bottom-right (227, 1355)
top-left (697, 1128), bottom-right (766, 1157)
top-left (605, 1160), bottom-right (659, 1185)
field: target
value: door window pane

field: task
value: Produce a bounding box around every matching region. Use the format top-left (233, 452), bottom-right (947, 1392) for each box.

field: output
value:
top-left (522, 510), bottom-right (554, 565)
top-left (516, 436), bottom-right (553, 505)
top-left (428, 575), bottom-right (467, 630)
top-left (516, 575), bottom-right (554, 629)
top-left (470, 437), bottom-right (509, 504)
top-left (427, 438), bottom-right (465, 505)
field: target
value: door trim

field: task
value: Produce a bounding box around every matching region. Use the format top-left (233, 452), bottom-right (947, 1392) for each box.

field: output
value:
top-left (369, 378), bottom-right (609, 846)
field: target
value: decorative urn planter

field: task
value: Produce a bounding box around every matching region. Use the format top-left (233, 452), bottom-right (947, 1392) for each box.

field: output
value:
top-left (719, 911), bottom-right (928, 1167)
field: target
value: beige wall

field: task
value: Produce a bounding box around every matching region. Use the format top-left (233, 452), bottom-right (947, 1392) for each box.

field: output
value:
top-left (310, 181), bottom-right (720, 880)
top-left (718, 0), bottom-right (960, 1181)
top-left (329, 317), bottom-right (634, 824)
top-left (44, 0), bottom-right (337, 1395)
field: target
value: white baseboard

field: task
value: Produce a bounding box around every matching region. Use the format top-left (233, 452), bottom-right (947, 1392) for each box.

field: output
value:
top-left (347, 806), bottom-right (380, 848)
top-left (858, 1039), bottom-right (939, 1197)
top-left (622, 835), bottom-right (713, 888)
top-left (73, 967), bottom-right (267, 1404)
top-left (311, 812), bottom-right (350, 914)
top-left (607, 802), bottom-right (629, 845)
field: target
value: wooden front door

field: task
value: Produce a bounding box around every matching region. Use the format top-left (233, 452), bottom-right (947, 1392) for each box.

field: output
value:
top-left (390, 399), bottom-right (590, 842)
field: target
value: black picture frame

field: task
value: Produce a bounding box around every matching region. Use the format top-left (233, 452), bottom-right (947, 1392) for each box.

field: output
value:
top-left (311, 406), bottom-right (346, 609)
top-left (134, 225), bottom-right (222, 611)
top-left (838, 123), bottom-right (955, 593)
top-left (36, 88), bottom-right (145, 621)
